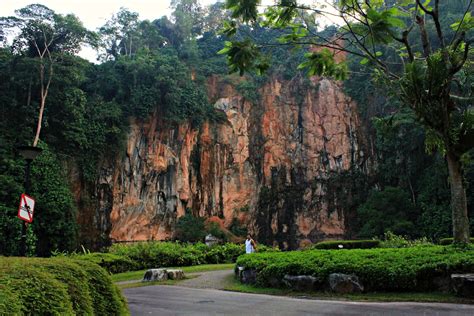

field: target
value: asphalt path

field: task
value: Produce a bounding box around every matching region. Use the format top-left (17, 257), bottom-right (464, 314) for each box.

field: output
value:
top-left (124, 285), bottom-right (474, 316)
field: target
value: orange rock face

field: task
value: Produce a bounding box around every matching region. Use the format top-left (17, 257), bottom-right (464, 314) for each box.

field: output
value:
top-left (103, 75), bottom-right (362, 248)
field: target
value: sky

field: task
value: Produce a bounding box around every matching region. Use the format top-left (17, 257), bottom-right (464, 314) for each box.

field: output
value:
top-left (1, 1), bottom-right (219, 30)
top-left (1, 1), bottom-right (337, 61)
top-left (1, 0), bottom-right (221, 61)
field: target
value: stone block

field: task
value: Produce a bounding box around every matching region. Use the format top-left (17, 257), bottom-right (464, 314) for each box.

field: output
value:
top-left (452, 274), bottom-right (474, 297)
top-left (143, 269), bottom-right (169, 282)
top-left (167, 269), bottom-right (185, 280)
top-left (283, 275), bottom-right (319, 291)
top-left (329, 273), bottom-right (363, 294)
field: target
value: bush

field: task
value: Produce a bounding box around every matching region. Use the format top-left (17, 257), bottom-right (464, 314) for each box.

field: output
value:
top-left (236, 246), bottom-right (474, 292)
top-left (175, 213), bottom-right (206, 242)
top-left (109, 241), bottom-right (205, 269)
top-left (73, 252), bottom-right (140, 274)
top-left (439, 237), bottom-right (474, 245)
top-left (0, 257), bottom-right (128, 315)
top-left (103, 241), bottom-right (279, 272)
top-left (379, 231), bottom-right (433, 248)
top-left (312, 240), bottom-right (380, 250)
top-left (357, 187), bottom-right (417, 238)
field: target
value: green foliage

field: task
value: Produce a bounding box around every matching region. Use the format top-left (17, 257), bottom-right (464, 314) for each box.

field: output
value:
top-left (378, 231), bottom-right (433, 248)
top-left (72, 252), bottom-right (140, 274)
top-left (206, 222), bottom-right (228, 241)
top-left (109, 241), bottom-right (205, 269)
top-left (175, 213), bottom-right (206, 242)
top-left (76, 259), bottom-right (129, 315)
top-left (229, 217), bottom-right (248, 237)
top-left (357, 187), bottom-right (417, 238)
top-left (0, 257), bottom-right (128, 315)
top-left (439, 237), bottom-right (474, 245)
top-left (312, 240), bottom-right (380, 250)
top-left (236, 79), bottom-right (260, 103)
top-left (298, 49), bottom-right (348, 80)
top-left (219, 39), bottom-right (269, 75)
top-left (236, 246), bottom-right (474, 291)
top-left (31, 143), bottom-right (78, 256)
top-left (79, 241), bottom-right (280, 273)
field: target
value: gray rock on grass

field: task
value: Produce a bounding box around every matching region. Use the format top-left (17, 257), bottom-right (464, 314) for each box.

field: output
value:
top-left (329, 273), bottom-right (364, 294)
top-left (283, 275), bottom-right (319, 291)
top-left (143, 268), bottom-right (185, 282)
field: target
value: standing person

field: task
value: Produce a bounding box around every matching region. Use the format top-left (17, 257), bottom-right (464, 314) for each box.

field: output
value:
top-left (245, 235), bottom-right (257, 254)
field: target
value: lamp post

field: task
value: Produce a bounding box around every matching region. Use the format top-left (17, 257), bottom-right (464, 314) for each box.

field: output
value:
top-left (17, 145), bottom-right (42, 257)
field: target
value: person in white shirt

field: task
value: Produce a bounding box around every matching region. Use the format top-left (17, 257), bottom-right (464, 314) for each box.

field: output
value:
top-left (245, 235), bottom-right (257, 254)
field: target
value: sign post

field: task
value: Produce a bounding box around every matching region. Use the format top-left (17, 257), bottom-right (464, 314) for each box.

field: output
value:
top-left (16, 145), bottom-right (42, 256)
top-left (18, 193), bottom-right (35, 223)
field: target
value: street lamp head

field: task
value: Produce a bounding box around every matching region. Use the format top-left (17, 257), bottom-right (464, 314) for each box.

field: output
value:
top-left (17, 146), bottom-right (43, 161)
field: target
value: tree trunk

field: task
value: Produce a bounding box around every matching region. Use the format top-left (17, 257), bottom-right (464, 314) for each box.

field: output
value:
top-left (446, 151), bottom-right (470, 243)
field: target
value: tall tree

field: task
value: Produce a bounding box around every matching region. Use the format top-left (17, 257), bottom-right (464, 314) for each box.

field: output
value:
top-left (98, 8), bottom-right (140, 61)
top-left (222, 0), bottom-right (474, 243)
top-left (0, 4), bottom-right (94, 146)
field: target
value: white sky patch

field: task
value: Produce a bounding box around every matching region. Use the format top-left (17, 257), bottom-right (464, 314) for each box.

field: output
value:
top-left (1, 0), bottom-right (339, 62)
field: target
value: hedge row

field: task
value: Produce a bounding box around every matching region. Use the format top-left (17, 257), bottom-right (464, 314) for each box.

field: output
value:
top-left (75, 242), bottom-right (278, 274)
top-left (439, 238), bottom-right (474, 245)
top-left (312, 240), bottom-right (380, 250)
top-left (236, 246), bottom-right (474, 292)
top-left (0, 257), bottom-right (128, 315)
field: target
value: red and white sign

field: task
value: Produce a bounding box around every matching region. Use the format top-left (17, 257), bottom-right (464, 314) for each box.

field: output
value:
top-left (17, 193), bottom-right (35, 223)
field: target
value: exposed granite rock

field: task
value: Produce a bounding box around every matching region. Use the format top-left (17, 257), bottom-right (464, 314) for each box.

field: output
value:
top-left (76, 75), bottom-right (367, 248)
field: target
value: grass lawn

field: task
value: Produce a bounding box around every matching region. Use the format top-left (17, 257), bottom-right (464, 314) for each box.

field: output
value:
top-left (223, 275), bottom-right (474, 304)
top-left (112, 263), bottom-right (234, 283)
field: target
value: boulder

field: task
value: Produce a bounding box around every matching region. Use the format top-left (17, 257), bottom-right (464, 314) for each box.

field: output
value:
top-left (167, 269), bottom-right (185, 280)
top-left (329, 273), bottom-right (364, 294)
top-left (143, 269), bottom-right (169, 282)
top-left (451, 274), bottom-right (474, 297)
top-left (283, 275), bottom-right (319, 291)
top-left (237, 266), bottom-right (257, 284)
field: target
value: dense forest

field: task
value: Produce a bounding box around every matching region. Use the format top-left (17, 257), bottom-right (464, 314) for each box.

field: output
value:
top-left (0, 0), bottom-right (472, 256)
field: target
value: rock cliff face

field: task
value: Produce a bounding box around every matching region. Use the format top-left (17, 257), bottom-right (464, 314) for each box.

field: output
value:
top-left (85, 75), bottom-right (366, 249)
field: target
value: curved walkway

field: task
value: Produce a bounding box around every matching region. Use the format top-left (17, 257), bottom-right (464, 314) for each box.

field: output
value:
top-left (178, 269), bottom-right (234, 289)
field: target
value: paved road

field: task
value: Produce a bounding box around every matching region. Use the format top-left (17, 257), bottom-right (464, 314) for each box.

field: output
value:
top-left (178, 270), bottom-right (234, 289)
top-left (124, 285), bottom-right (474, 316)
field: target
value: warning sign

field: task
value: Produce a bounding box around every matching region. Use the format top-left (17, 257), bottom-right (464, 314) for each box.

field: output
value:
top-left (17, 193), bottom-right (35, 223)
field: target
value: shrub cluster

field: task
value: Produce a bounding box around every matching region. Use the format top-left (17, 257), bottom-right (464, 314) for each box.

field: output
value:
top-left (439, 238), bottom-right (474, 245)
top-left (0, 257), bottom-right (128, 315)
top-left (378, 231), bottom-right (433, 248)
top-left (312, 240), bottom-right (379, 250)
top-left (76, 242), bottom-right (278, 274)
top-left (236, 246), bottom-right (474, 292)
top-left (71, 252), bottom-right (140, 274)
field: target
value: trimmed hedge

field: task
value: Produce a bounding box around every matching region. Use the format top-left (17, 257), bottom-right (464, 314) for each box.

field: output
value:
top-left (439, 238), bottom-right (474, 245)
top-left (73, 252), bottom-right (140, 274)
top-left (0, 257), bottom-right (129, 315)
top-left (236, 246), bottom-right (474, 292)
top-left (75, 242), bottom-right (279, 274)
top-left (312, 240), bottom-right (380, 250)
top-left (71, 241), bottom-right (279, 273)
